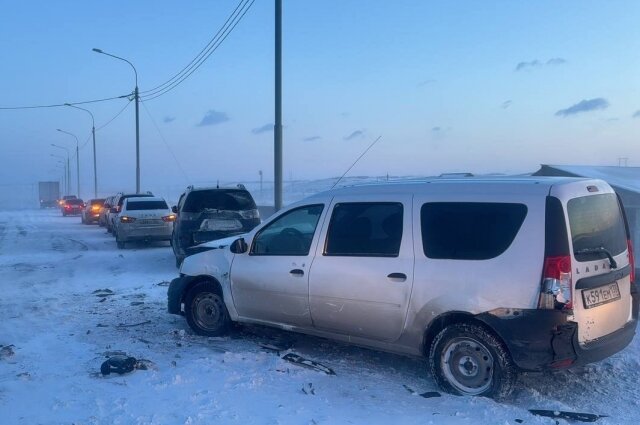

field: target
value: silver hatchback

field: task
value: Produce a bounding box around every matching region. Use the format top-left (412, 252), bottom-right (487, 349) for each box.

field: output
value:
top-left (114, 196), bottom-right (175, 249)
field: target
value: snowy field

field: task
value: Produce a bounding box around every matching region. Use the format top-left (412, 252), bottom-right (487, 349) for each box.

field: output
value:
top-left (1, 209), bottom-right (639, 424)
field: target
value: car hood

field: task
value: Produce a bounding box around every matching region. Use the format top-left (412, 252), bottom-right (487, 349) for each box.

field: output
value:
top-left (194, 234), bottom-right (246, 249)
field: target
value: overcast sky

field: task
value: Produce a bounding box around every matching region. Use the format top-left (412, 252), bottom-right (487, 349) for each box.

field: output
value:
top-left (1, 0), bottom-right (639, 200)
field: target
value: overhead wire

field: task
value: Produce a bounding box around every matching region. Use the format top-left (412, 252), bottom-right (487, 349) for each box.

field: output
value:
top-left (0, 93), bottom-right (131, 110)
top-left (141, 0), bottom-right (255, 101)
top-left (139, 0), bottom-right (248, 96)
top-left (140, 100), bottom-right (191, 184)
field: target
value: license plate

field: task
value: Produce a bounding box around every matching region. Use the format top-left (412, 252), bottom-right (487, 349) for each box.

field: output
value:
top-left (582, 282), bottom-right (621, 309)
top-left (203, 219), bottom-right (242, 231)
top-left (139, 219), bottom-right (158, 225)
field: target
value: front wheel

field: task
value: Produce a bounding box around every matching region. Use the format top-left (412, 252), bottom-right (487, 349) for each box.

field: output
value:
top-left (429, 323), bottom-right (517, 399)
top-left (184, 281), bottom-right (230, 336)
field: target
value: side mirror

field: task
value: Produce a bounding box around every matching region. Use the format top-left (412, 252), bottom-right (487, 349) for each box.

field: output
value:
top-left (171, 205), bottom-right (178, 214)
top-left (230, 238), bottom-right (248, 254)
top-left (110, 207), bottom-right (118, 214)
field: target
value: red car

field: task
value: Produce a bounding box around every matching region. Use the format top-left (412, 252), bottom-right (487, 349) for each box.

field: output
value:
top-left (61, 199), bottom-right (84, 216)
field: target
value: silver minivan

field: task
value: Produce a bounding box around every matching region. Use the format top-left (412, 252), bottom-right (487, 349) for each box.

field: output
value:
top-left (168, 177), bottom-right (637, 398)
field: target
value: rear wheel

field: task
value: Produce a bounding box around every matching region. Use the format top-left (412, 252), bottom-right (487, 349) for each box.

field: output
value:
top-left (184, 281), bottom-right (230, 336)
top-left (429, 323), bottom-right (517, 399)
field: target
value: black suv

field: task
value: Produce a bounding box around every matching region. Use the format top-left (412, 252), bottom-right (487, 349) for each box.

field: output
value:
top-left (171, 185), bottom-right (260, 267)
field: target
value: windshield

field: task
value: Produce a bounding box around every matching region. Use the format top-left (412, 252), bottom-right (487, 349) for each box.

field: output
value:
top-left (567, 193), bottom-right (627, 262)
top-left (182, 190), bottom-right (256, 213)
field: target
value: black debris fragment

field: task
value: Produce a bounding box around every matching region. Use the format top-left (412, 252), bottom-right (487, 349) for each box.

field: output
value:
top-left (403, 384), bottom-right (442, 399)
top-left (116, 320), bottom-right (151, 328)
top-left (93, 288), bottom-right (114, 297)
top-left (100, 355), bottom-right (155, 376)
top-left (0, 344), bottom-right (15, 360)
top-left (281, 353), bottom-right (335, 375)
top-left (302, 382), bottom-right (316, 395)
top-left (529, 409), bottom-right (607, 423)
top-left (100, 355), bottom-right (137, 375)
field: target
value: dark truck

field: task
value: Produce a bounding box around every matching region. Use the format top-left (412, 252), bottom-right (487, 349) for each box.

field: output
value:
top-left (39, 181), bottom-right (60, 208)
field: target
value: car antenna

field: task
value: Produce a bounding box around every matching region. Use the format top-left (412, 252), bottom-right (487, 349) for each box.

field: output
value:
top-left (331, 135), bottom-right (382, 189)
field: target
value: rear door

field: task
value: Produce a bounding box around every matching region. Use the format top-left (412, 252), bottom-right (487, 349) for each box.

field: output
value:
top-left (308, 195), bottom-right (414, 341)
top-left (553, 181), bottom-right (633, 344)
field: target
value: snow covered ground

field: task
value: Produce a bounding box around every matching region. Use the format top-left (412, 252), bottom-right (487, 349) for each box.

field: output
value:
top-left (1, 209), bottom-right (639, 424)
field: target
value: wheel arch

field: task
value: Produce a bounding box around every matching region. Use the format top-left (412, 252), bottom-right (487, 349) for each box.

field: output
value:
top-left (422, 311), bottom-right (511, 358)
top-left (181, 275), bottom-right (224, 306)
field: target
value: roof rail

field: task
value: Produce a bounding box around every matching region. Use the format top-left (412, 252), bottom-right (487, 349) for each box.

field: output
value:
top-left (237, 183), bottom-right (246, 190)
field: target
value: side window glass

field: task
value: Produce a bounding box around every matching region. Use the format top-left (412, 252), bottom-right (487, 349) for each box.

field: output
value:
top-left (324, 202), bottom-right (403, 257)
top-left (251, 204), bottom-right (324, 256)
top-left (421, 202), bottom-right (527, 260)
top-left (177, 194), bottom-right (186, 212)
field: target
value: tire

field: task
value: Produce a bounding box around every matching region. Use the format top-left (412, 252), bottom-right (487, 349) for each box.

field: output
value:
top-left (116, 232), bottom-right (126, 249)
top-left (429, 323), bottom-right (517, 399)
top-left (184, 281), bottom-right (230, 337)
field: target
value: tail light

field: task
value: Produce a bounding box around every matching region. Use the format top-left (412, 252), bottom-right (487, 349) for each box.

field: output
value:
top-left (238, 209), bottom-right (260, 220)
top-left (539, 255), bottom-right (573, 310)
top-left (162, 214), bottom-right (176, 222)
top-left (91, 205), bottom-right (101, 212)
top-left (628, 240), bottom-right (635, 283)
top-left (65, 205), bottom-right (71, 210)
top-left (120, 216), bottom-right (136, 223)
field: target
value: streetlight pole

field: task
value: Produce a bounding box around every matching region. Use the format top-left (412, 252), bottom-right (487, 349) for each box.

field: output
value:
top-left (92, 48), bottom-right (140, 193)
top-left (54, 162), bottom-right (66, 196)
top-left (66, 104), bottom-right (97, 198)
top-left (51, 144), bottom-right (71, 195)
top-left (56, 129), bottom-right (80, 198)
top-left (51, 154), bottom-right (67, 196)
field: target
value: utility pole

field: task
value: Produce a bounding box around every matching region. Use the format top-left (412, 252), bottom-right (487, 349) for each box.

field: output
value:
top-left (274, 0), bottom-right (283, 210)
top-left (92, 48), bottom-right (140, 193)
top-left (57, 129), bottom-right (80, 198)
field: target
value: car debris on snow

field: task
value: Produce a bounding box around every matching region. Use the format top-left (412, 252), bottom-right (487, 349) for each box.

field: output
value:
top-left (100, 354), bottom-right (155, 376)
top-left (0, 344), bottom-right (16, 360)
top-left (528, 409), bottom-right (607, 423)
top-left (281, 352), bottom-right (336, 375)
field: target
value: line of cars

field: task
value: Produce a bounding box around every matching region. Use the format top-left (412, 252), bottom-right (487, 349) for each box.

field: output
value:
top-left (60, 185), bottom-right (262, 261)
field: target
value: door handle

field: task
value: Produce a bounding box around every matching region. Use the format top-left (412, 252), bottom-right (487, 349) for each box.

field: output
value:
top-left (290, 269), bottom-right (304, 276)
top-left (387, 272), bottom-right (407, 282)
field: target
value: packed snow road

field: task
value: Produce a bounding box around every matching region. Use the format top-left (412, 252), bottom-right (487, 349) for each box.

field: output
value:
top-left (0, 209), bottom-right (639, 424)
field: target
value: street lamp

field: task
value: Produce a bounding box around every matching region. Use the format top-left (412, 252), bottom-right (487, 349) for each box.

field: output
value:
top-left (51, 154), bottom-right (68, 196)
top-left (53, 162), bottom-right (66, 196)
top-left (51, 144), bottom-right (71, 196)
top-left (65, 104), bottom-right (97, 198)
top-left (92, 47), bottom-right (140, 193)
top-left (56, 129), bottom-right (80, 198)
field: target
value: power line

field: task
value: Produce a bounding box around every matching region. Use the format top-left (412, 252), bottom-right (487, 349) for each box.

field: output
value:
top-left (0, 94), bottom-right (130, 110)
top-left (139, 0), bottom-right (248, 96)
top-left (96, 100), bottom-right (133, 131)
top-left (140, 100), bottom-right (191, 184)
top-left (141, 0), bottom-right (255, 101)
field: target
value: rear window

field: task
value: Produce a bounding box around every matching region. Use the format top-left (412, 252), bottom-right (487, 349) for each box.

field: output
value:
top-left (421, 202), bottom-right (527, 260)
top-left (90, 199), bottom-right (105, 206)
top-left (118, 194), bottom-right (152, 206)
top-left (127, 200), bottom-right (168, 211)
top-left (182, 190), bottom-right (256, 213)
top-left (567, 193), bottom-right (626, 262)
top-left (66, 199), bottom-right (83, 205)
